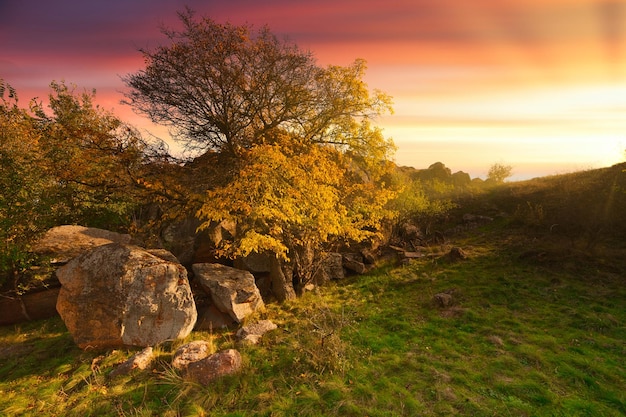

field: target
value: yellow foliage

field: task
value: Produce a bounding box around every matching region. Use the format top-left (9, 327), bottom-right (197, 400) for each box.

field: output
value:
top-left (197, 132), bottom-right (396, 260)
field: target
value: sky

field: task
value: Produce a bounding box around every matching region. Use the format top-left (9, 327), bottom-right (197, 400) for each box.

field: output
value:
top-left (1, 0), bottom-right (626, 180)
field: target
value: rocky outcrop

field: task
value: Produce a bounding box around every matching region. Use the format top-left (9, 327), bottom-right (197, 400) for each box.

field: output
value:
top-left (192, 263), bottom-right (264, 324)
top-left (2, 226), bottom-right (133, 327)
top-left (56, 243), bottom-right (197, 349)
top-left (233, 252), bottom-right (271, 274)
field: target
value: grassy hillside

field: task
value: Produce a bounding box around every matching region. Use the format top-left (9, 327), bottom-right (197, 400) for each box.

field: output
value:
top-left (1, 165), bottom-right (625, 416)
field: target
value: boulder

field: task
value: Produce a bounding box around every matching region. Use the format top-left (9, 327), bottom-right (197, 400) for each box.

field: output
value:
top-left (31, 225), bottom-right (132, 264)
top-left (185, 349), bottom-right (242, 385)
top-left (233, 252), bottom-right (271, 274)
top-left (56, 243), bottom-right (197, 349)
top-left (399, 222), bottom-right (422, 240)
top-left (342, 253), bottom-right (367, 275)
top-left (160, 217), bottom-right (201, 266)
top-left (146, 248), bottom-right (181, 264)
top-left (312, 252), bottom-right (344, 285)
top-left (192, 263), bottom-right (264, 324)
top-left (172, 340), bottom-right (213, 371)
top-left (236, 320), bottom-right (277, 345)
top-left (0, 287), bottom-right (60, 326)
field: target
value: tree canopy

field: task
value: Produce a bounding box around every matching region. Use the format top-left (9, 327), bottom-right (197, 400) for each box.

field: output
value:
top-left (487, 163), bottom-right (514, 184)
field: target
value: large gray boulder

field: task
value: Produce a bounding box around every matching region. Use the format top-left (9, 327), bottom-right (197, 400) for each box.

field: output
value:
top-left (192, 263), bottom-right (264, 324)
top-left (56, 243), bottom-right (197, 349)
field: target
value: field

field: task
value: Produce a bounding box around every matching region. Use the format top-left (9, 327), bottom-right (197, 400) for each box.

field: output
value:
top-left (1, 166), bottom-right (625, 416)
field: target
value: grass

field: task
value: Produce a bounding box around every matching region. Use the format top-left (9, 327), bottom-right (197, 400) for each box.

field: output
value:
top-left (1, 165), bottom-right (625, 416)
top-left (1, 225), bottom-right (624, 416)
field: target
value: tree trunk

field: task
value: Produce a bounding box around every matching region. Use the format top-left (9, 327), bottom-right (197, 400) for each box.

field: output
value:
top-left (292, 242), bottom-right (315, 295)
top-left (269, 257), bottom-right (296, 302)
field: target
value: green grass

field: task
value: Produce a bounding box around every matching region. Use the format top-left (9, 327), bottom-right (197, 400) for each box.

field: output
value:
top-left (1, 223), bottom-right (625, 416)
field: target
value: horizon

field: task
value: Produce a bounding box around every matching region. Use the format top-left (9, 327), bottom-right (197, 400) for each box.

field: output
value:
top-left (2, 0), bottom-right (625, 180)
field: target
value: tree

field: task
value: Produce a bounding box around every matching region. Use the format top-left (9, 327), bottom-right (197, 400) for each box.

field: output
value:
top-left (38, 81), bottom-right (148, 228)
top-left (197, 133), bottom-right (396, 299)
top-left (0, 80), bottom-right (50, 290)
top-left (124, 11), bottom-right (397, 300)
top-left (0, 80), bottom-right (148, 292)
top-left (123, 9), bottom-right (392, 159)
top-left (487, 163), bottom-right (513, 184)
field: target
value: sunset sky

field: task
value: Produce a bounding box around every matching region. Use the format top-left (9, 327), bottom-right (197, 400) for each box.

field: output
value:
top-left (2, 0), bottom-right (625, 179)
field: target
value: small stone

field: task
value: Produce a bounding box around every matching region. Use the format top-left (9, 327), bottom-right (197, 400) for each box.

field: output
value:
top-left (110, 347), bottom-right (154, 377)
top-left (236, 320), bottom-right (277, 345)
top-left (448, 247), bottom-right (467, 261)
top-left (172, 341), bottom-right (213, 371)
top-left (185, 349), bottom-right (242, 385)
top-left (434, 293), bottom-right (453, 308)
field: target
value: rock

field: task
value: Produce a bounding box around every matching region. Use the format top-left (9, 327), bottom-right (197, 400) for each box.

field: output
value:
top-left (342, 253), bottom-right (367, 274)
top-left (313, 252), bottom-right (344, 285)
top-left (400, 222), bottom-right (422, 240)
top-left (146, 248), bottom-right (181, 264)
top-left (185, 349), bottom-right (242, 385)
top-left (0, 287), bottom-right (60, 326)
top-left (56, 243), bottom-right (197, 349)
top-left (233, 252), bottom-right (271, 274)
top-left (192, 263), bottom-right (264, 323)
top-left (109, 347), bottom-right (154, 377)
top-left (236, 320), bottom-right (277, 345)
top-left (360, 248), bottom-right (378, 264)
top-left (160, 217), bottom-right (200, 266)
top-left (31, 225), bottom-right (132, 264)
top-left (434, 289), bottom-right (458, 308)
top-left (448, 247), bottom-right (467, 261)
top-left (172, 341), bottom-right (213, 371)
top-left (434, 293), bottom-right (453, 308)
top-left (451, 171), bottom-right (471, 187)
